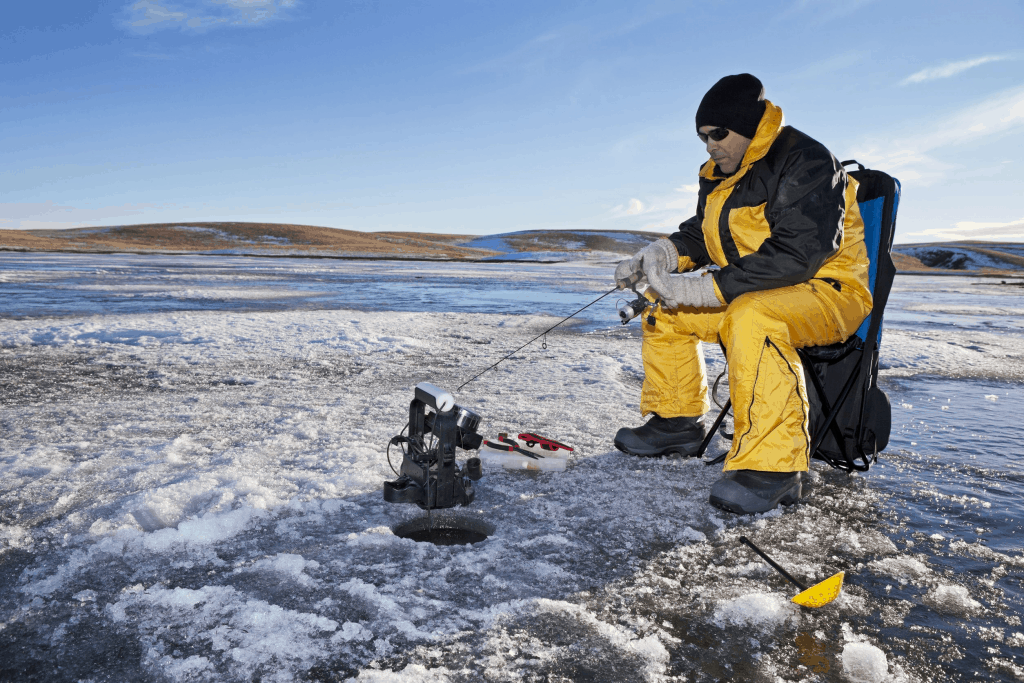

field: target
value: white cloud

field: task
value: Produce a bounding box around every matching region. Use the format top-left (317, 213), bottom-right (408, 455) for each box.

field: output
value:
top-left (129, 0), bottom-right (189, 28)
top-left (956, 217), bottom-right (1024, 231)
top-left (903, 216), bottom-right (1024, 242)
top-left (902, 55), bottom-right (1011, 85)
top-left (605, 183), bottom-right (699, 231)
top-left (123, 0), bottom-right (298, 33)
top-left (607, 198), bottom-right (645, 219)
top-left (848, 84), bottom-right (1024, 185)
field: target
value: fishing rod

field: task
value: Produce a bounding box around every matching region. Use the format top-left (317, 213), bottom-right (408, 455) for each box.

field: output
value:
top-left (383, 273), bottom-right (643, 514)
top-left (458, 270), bottom-right (647, 393)
top-left (455, 283), bottom-right (629, 392)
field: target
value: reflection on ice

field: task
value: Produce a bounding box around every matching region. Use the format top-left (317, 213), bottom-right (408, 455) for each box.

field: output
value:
top-left (0, 254), bottom-right (624, 329)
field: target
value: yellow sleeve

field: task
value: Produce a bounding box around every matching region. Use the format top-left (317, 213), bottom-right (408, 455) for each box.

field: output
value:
top-left (677, 255), bottom-right (698, 272)
top-left (711, 277), bottom-right (726, 304)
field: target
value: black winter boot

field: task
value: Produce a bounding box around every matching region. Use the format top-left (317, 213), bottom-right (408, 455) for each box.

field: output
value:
top-left (613, 414), bottom-right (705, 458)
top-left (708, 470), bottom-right (804, 514)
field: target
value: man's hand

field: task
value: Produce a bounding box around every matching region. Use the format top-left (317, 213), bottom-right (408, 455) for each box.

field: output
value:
top-left (646, 271), bottom-right (723, 309)
top-left (614, 239), bottom-right (679, 289)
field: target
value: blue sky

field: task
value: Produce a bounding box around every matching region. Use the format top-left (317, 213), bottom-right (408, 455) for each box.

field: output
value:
top-left (2, 1), bottom-right (1023, 242)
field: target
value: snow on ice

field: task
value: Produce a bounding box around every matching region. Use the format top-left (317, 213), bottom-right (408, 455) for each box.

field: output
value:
top-left (1, 256), bottom-right (1023, 681)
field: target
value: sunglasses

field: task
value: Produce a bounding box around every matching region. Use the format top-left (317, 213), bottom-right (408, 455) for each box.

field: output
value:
top-left (698, 127), bottom-right (730, 143)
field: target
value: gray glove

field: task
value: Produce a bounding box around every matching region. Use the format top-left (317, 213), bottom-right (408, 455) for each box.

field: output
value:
top-left (614, 239), bottom-right (679, 289)
top-left (646, 271), bottom-right (722, 309)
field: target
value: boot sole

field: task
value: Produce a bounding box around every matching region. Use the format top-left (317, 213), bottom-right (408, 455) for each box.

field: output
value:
top-left (708, 485), bottom-right (802, 515)
top-left (613, 436), bottom-right (704, 458)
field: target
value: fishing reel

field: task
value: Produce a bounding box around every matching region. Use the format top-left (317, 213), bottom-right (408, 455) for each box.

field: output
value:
top-left (616, 269), bottom-right (657, 325)
top-left (618, 294), bottom-right (654, 325)
top-left (384, 383), bottom-right (483, 509)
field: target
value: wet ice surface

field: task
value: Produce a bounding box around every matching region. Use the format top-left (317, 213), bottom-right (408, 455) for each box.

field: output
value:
top-left (0, 253), bottom-right (622, 327)
top-left (885, 275), bottom-right (1024, 334)
top-left (1, 253), bottom-right (1023, 682)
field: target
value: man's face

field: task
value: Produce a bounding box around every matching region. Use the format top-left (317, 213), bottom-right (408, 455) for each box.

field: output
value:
top-left (699, 125), bottom-right (752, 175)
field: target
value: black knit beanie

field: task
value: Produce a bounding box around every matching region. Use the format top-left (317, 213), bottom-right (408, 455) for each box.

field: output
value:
top-left (695, 74), bottom-right (766, 140)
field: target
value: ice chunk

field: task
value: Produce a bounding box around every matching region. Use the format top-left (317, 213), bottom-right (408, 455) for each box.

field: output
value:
top-left (157, 654), bottom-right (213, 678)
top-left (841, 641), bottom-right (888, 683)
top-left (713, 592), bottom-right (798, 629)
top-left (163, 434), bottom-right (209, 464)
top-left (867, 556), bottom-right (932, 582)
top-left (0, 524), bottom-right (32, 552)
top-left (143, 507), bottom-right (268, 552)
top-left (244, 553), bottom-right (320, 587)
top-left (349, 664), bottom-right (454, 682)
top-left (925, 583), bottom-right (983, 616)
top-left (110, 584), bottom-right (339, 681)
top-left (331, 621), bottom-right (373, 643)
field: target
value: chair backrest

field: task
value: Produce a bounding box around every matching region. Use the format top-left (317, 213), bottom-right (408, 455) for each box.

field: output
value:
top-left (842, 161), bottom-right (901, 345)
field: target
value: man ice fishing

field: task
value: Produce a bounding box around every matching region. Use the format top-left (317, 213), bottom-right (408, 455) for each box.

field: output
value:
top-left (613, 74), bottom-right (872, 514)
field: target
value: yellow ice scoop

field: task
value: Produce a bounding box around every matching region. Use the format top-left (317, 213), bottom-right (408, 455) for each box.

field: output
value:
top-left (739, 536), bottom-right (845, 608)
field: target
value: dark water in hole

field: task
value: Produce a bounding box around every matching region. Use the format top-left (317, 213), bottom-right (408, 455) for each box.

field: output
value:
top-left (399, 527), bottom-right (490, 545)
top-left (391, 514), bottom-right (494, 546)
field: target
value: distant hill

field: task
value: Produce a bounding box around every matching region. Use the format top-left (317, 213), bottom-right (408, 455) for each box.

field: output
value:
top-left (891, 242), bottom-right (1024, 273)
top-left (2, 223), bottom-right (1021, 273)
top-left (0, 223), bottom-right (664, 261)
top-left (0, 222), bottom-right (498, 260)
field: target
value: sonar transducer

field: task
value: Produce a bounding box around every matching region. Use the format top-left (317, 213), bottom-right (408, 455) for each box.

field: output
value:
top-left (740, 536), bottom-right (845, 608)
top-left (384, 382), bottom-right (483, 510)
top-left (383, 383), bottom-right (491, 545)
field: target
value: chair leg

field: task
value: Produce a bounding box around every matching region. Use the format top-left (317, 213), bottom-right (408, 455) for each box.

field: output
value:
top-left (798, 352), bottom-right (850, 467)
top-left (805, 358), bottom-right (865, 471)
top-left (698, 399), bottom-right (731, 465)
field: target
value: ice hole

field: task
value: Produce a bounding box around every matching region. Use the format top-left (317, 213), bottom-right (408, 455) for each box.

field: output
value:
top-left (391, 514), bottom-right (494, 546)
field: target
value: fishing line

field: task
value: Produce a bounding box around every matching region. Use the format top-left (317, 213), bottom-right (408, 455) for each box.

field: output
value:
top-left (455, 286), bottom-right (620, 392)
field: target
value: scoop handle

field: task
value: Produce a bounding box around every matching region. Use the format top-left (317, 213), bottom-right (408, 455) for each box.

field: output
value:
top-left (739, 536), bottom-right (807, 591)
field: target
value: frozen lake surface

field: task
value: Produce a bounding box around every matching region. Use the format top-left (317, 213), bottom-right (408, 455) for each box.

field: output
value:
top-left (1, 253), bottom-right (1022, 682)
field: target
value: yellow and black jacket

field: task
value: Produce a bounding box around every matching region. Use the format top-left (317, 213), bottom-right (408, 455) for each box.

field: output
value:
top-left (669, 100), bottom-right (871, 307)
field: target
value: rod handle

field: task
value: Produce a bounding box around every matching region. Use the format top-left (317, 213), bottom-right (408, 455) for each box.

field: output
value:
top-left (616, 270), bottom-right (643, 290)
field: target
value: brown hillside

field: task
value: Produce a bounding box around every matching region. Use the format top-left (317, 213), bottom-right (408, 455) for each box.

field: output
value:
top-left (0, 222), bottom-right (498, 259)
top-left (891, 252), bottom-right (931, 271)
